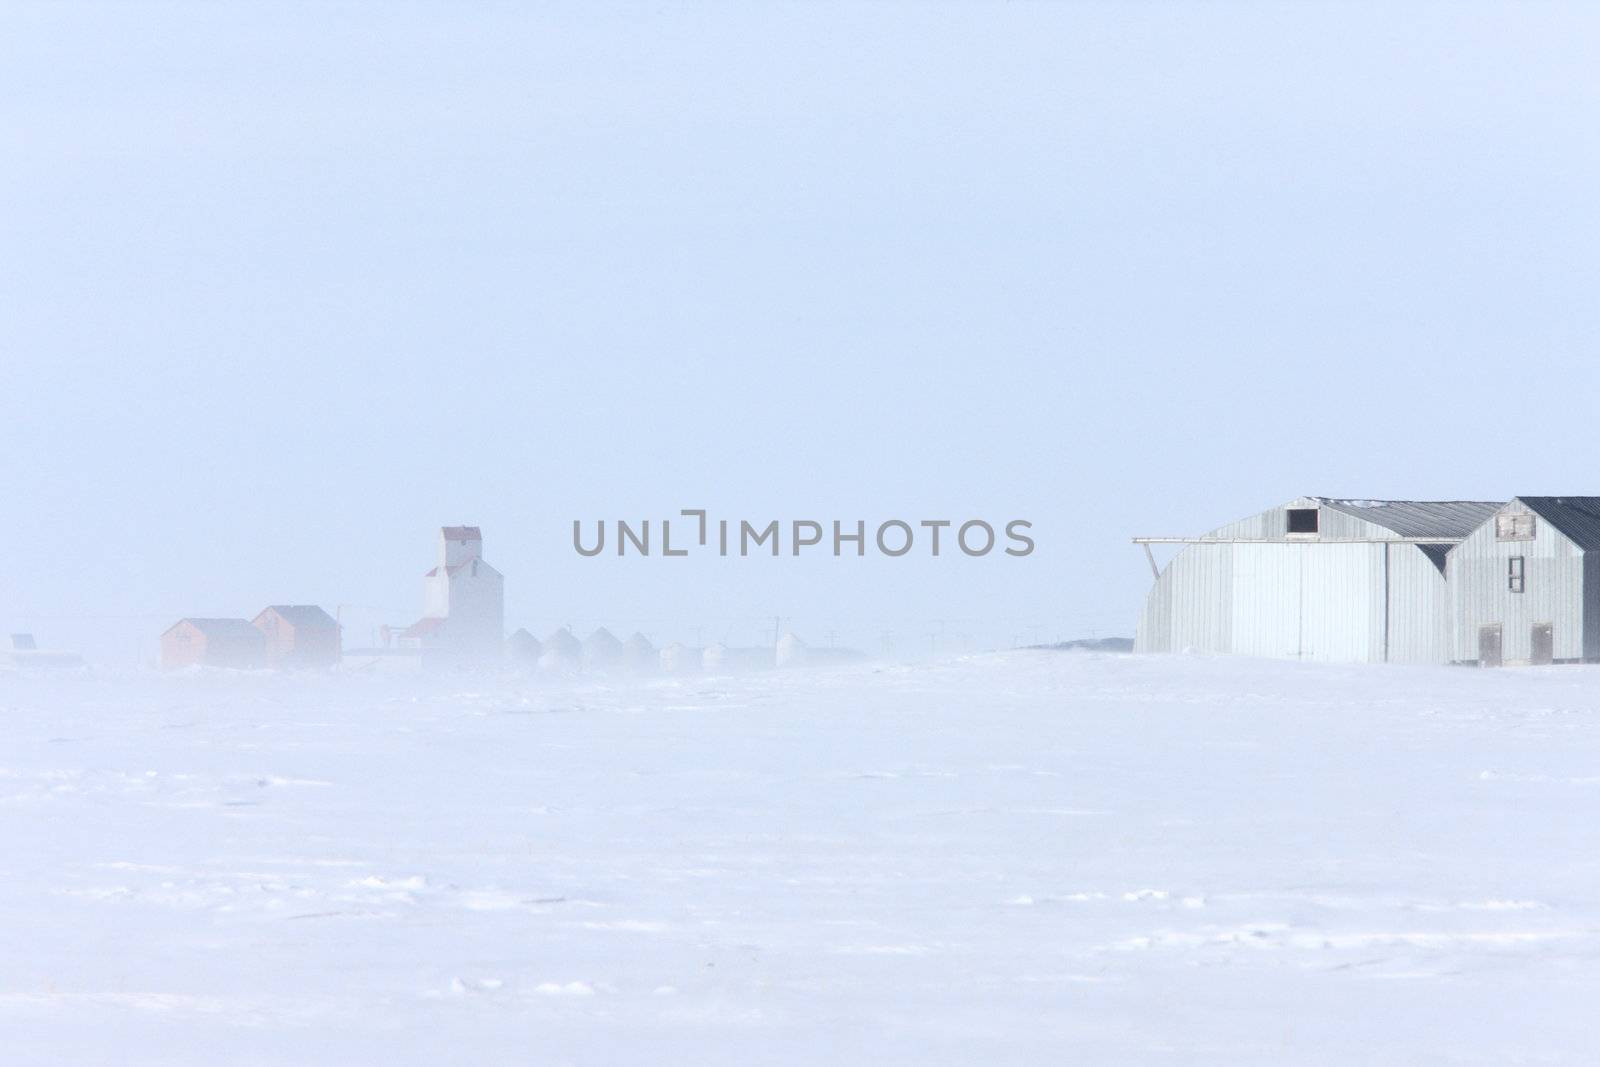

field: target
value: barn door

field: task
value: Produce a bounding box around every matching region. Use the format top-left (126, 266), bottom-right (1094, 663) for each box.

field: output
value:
top-left (1479, 624), bottom-right (1503, 668)
top-left (1531, 623), bottom-right (1554, 666)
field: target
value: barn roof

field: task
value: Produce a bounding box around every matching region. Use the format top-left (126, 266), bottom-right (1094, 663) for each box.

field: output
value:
top-left (1516, 497), bottom-right (1600, 550)
top-left (1315, 498), bottom-right (1504, 539)
top-left (257, 605), bottom-right (337, 629)
top-left (442, 526), bottom-right (482, 541)
top-left (167, 618), bottom-right (263, 640)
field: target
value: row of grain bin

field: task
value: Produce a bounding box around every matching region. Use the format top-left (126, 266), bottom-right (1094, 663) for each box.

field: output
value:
top-left (506, 628), bottom-right (861, 675)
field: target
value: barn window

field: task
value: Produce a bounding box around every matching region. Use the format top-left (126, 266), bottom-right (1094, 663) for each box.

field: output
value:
top-left (1509, 556), bottom-right (1526, 593)
top-left (1496, 513), bottom-right (1536, 541)
top-left (1286, 508), bottom-right (1319, 534)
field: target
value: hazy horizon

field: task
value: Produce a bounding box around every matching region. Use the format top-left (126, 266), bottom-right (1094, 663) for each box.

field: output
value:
top-left (5, 2), bottom-right (1600, 664)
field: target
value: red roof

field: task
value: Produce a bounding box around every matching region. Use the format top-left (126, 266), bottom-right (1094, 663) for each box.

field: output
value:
top-left (402, 616), bottom-right (448, 638)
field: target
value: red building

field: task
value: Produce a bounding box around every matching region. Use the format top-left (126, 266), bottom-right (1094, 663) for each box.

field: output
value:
top-left (160, 618), bottom-right (267, 670)
top-left (252, 605), bottom-right (342, 669)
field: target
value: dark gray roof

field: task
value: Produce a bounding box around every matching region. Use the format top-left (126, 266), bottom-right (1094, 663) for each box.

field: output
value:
top-left (170, 618), bottom-right (264, 641)
top-left (1315, 498), bottom-right (1504, 539)
top-left (258, 605), bottom-right (338, 629)
top-left (1517, 497), bottom-right (1600, 550)
top-left (1417, 543), bottom-right (1452, 575)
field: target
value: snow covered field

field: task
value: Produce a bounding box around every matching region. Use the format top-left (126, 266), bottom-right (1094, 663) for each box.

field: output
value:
top-left (4, 651), bottom-right (1599, 1064)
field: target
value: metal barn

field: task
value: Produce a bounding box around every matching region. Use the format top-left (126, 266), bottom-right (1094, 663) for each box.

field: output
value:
top-left (1135, 497), bottom-right (1502, 664)
top-left (1448, 497), bottom-right (1600, 666)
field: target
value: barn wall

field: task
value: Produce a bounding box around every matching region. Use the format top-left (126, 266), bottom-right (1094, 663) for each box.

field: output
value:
top-left (1136, 543), bottom-right (1232, 653)
top-left (1225, 542), bottom-right (1386, 662)
top-left (1137, 498), bottom-right (1402, 662)
top-left (160, 623), bottom-right (205, 669)
top-left (443, 561), bottom-right (506, 657)
top-left (1384, 544), bottom-right (1453, 664)
top-left (1586, 552), bottom-right (1600, 661)
top-left (1449, 502), bottom-right (1586, 664)
top-left (1298, 543), bottom-right (1385, 662)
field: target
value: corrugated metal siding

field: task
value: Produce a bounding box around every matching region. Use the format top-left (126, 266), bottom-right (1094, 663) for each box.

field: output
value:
top-left (1385, 543), bottom-right (1453, 664)
top-left (1228, 544), bottom-right (1302, 658)
top-left (1163, 544), bottom-right (1233, 652)
top-left (1137, 498), bottom-right (1470, 664)
top-left (1318, 499), bottom-right (1502, 538)
top-left (1137, 537), bottom-right (1390, 662)
top-left (1585, 552), bottom-right (1600, 660)
top-left (1449, 503), bottom-right (1586, 663)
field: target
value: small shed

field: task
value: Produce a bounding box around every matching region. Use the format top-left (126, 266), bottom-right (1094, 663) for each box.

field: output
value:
top-left (161, 618), bottom-right (267, 670)
top-left (252, 605), bottom-right (341, 669)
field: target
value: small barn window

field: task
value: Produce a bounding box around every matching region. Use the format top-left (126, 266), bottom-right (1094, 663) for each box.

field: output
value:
top-left (1509, 556), bottom-right (1526, 593)
top-left (1286, 508), bottom-right (1319, 534)
top-left (1496, 513), bottom-right (1536, 541)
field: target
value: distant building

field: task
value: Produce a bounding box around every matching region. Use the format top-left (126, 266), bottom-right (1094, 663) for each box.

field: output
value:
top-left (774, 633), bottom-right (864, 668)
top-left (582, 627), bottom-right (624, 672)
top-left (403, 526), bottom-right (505, 661)
top-left (252, 605), bottom-right (340, 669)
top-left (507, 628), bottom-right (543, 665)
top-left (160, 618), bottom-right (267, 670)
top-left (704, 643), bottom-right (775, 673)
top-left (622, 632), bottom-right (657, 673)
top-left (659, 642), bottom-right (702, 674)
top-left (540, 626), bottom-right (581, 672)
top-left (391, 615), bottom-right (448, 651)
top-left (776, 632), bottom-right (808, 668)
top-left (4, 633), bottom-right (83, 670)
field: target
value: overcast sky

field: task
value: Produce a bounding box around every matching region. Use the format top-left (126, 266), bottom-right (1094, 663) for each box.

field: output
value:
top-left (4, 2), bottom-right (1599, 662)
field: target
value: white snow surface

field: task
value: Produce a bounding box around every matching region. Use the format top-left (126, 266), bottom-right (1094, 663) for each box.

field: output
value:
top-left (3, 651), bottom-right (1599, 1064)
